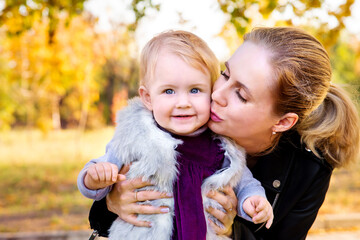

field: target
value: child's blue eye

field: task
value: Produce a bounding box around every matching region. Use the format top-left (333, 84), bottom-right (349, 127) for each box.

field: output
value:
top-left (165, 89), bottom-right (175, 94)
top-left (190, 88), bottom-right (199, 94)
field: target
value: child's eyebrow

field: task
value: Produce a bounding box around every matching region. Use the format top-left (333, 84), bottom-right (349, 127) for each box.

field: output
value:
top-left (158, 83), bottom-right (176, 88)
top-left (192, 82), bottom-right (210, 87)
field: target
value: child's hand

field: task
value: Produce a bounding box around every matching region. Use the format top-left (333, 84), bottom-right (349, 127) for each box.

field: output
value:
top-left (84, 162), bottom-right (124, 190)
top-left (243, 195), bottom-right (273, 229)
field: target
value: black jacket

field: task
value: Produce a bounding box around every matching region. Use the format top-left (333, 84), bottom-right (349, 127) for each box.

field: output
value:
top-left (233, 131), bottom-right (333, 240)
top-left (88, 131), bottom-right (333, 239)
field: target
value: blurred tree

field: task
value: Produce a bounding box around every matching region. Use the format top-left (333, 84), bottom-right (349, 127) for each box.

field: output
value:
top-left (330, 33), bottom-right (360, 99)
top-left (55, 13), bottom-right (104, 130)
top-left (0, 52), bottom-right (16, 131)
top-left (93, 27), bottom-right (140, 125)
top-left (0, 13), bottom-right (103, 131)
top-left (96, 0), bottom-right (159, 125)
top-left (217, 0), bottom-right (356, 50)
top-left (0, 0), bottom-right (156, 131)
top-left (0, 0), bottom-right (89, 131)
top-left (0, 0), bottom-right (86, 44)
top-left (128, 0), bottom-right (160, 31)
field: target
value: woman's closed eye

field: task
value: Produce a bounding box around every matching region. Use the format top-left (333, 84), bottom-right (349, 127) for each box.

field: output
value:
top-left (236, 89), bottom-right (247, 103)
top-left (165, 89), bottom-right (175, 94)
top-left (220, 70), bottom-right (229, 80)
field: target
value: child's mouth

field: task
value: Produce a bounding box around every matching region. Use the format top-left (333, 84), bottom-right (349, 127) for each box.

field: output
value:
top-left (173, 115), bottom-right (194, 119)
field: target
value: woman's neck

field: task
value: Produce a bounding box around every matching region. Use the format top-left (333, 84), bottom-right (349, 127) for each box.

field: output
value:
top-left (236, 135), bottom-right (276, 156)
top-left (241, 141), bottom-right (272, 155)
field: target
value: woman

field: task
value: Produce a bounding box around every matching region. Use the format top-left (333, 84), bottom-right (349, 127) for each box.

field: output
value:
top-left (88, 27), bottom-right (360, 239)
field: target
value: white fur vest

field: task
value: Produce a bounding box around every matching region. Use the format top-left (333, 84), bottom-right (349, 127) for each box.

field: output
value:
top-left (108, 98), bottom-right (246, 240)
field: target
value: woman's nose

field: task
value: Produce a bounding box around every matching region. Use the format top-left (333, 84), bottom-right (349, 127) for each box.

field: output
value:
top-left (211, 82), bottom-right (227, 106)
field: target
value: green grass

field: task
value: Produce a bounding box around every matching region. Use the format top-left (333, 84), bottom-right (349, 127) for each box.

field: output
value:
top-left (0, 128), bottom-right (359, 232)
top-left (0, 128), bottom-right (115, 232)
top-left (319, 164), bottom-right (360, 214)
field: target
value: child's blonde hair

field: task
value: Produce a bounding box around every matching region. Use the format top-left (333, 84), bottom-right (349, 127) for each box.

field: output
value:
top-left (140, 30), bottom-right (219, 87)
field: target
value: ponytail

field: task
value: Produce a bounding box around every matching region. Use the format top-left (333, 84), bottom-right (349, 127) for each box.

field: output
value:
top-left (297, 85), bottom-right (360, 168)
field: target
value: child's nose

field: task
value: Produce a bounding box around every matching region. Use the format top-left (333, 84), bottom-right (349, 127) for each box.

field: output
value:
top-left (176, 94), bottom-right (191, 108)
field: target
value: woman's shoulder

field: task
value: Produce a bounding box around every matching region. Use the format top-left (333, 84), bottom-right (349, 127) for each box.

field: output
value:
top-left (279, 130), bottom-right (333, 172)
top-left (253, 131), bottom-right (332, 184)
top-left (253, 130), bottom-right (333, 201)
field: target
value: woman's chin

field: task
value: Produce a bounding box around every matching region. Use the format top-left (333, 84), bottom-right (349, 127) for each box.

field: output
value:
top-left (208, 120), bottom-right (222, 134)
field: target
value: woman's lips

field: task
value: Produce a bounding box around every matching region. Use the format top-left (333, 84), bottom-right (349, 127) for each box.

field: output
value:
top-left (210, 111), bottom-right (223, 122)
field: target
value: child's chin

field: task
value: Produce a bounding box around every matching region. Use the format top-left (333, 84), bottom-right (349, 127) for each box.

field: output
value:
top-left (170, 128), bottom-right (196, 136)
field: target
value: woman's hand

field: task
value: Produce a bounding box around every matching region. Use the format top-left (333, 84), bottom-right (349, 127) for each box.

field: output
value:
top-left (106, 164), bottom-right (173, 227)
top-left (206, 185), bottom-right (238, 236)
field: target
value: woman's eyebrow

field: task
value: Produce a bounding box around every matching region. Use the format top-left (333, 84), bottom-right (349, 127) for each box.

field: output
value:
top-left (226, 61), bottom-right (253, 99)
top-left (225, 61), bottom-right (230, 74)
top-left (235, 81), bottom-right (253, 99)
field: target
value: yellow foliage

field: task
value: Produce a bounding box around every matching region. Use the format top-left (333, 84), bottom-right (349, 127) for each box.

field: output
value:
top-left (0, 10), bottom-right (138, 131)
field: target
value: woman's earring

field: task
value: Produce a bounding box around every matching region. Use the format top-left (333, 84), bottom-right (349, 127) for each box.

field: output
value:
top-left (272, 131), bottom-right (276, 135)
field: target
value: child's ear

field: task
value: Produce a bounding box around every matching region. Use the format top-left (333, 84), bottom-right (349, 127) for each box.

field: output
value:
top-left (272, 112), bottom-right (298, 133)
top-left (139, 86), bottom-right (153, 111)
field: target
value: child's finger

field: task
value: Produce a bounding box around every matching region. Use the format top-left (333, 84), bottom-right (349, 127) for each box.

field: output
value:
top-left (265, 216), bottom-right (273, 229)
top-left (266, 209), bottom-right (274, 228)
top-left (253, 209), bottom-right (268, 223)
top-left (117, 174), bottom-right (126, 182)
top-left (254, 206), bottom-right (273, 224)
top-left (255, 200), bottom-right (265, 212)
top-left (95, 164), bottom-right (105, 181)
top-left (111, 165), bottom-right (119, 182)
top-left (103, 163), bottom-right (113, 182)
top-left (87, 166), bottom-right (98, 181)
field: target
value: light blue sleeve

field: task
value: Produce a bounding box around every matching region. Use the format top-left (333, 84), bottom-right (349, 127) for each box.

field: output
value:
top-left (234, 166), bottom-right (266, 222)
top-left (77, 141), bottom-right (124, 201)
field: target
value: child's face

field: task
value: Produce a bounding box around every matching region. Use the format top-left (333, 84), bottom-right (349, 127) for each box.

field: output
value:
top-left (140, 50), bottom-right (212, 136)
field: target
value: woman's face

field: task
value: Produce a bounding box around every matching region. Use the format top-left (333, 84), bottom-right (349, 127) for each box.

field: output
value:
top-left (208, 41), bottom-right (280, 154)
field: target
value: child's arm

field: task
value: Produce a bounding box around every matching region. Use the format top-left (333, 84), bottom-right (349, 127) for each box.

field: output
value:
top-left (243, 195), bottom-right (273, 229)
top-left (233, 166), bottom-right (272, 225)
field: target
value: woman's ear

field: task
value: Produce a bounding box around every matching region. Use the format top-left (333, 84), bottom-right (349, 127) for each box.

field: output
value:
top-left (139, 86), bottom-right (153, 111)
top-left (272, 113), bottom-right (299, 133)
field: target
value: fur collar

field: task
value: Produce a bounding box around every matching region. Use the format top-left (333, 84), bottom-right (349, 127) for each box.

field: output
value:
top-left (109, 97), bottom-right (246, 240)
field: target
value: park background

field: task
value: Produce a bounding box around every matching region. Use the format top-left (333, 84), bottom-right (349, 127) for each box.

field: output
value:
top-left (0, 0), bottom-right (360, 234)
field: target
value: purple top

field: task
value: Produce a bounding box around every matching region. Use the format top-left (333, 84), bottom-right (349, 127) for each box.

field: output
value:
top-left (171, 129), bottom-right (224, 240)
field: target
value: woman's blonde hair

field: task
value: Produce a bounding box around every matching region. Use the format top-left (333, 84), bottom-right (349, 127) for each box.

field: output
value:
top-left (140, 30), bottom-right (219, 87)
top-left (244, 27), bottom-right (360, 168)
